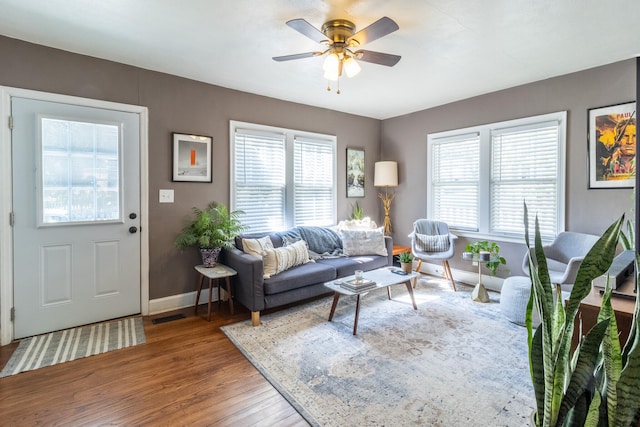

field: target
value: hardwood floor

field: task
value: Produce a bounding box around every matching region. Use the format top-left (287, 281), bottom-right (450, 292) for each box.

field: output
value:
top-left (0, 303), bottom-right (310, 426)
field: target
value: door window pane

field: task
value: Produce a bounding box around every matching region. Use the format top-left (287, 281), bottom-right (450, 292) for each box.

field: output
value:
top-left (40, 118), bottom-right (121, 224)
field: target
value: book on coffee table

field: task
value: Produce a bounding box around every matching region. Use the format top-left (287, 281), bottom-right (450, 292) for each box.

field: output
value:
top-left (340, 278), bottom-right (377, 292)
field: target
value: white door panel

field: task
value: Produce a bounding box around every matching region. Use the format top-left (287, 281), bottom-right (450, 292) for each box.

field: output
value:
top-left (12, 97), bottom-right (141, 338)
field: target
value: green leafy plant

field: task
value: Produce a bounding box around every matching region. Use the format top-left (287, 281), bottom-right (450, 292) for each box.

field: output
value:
top-left (174, 202), bottom-right (245, 250)
top-left (524, 203), bottom-right (640, 426)
top-left (396, 251), bottom-right (413, 264)
top-left (464, 240), bottom-right (507, 275)
top-left (349, 201), bottom-right (364, 220)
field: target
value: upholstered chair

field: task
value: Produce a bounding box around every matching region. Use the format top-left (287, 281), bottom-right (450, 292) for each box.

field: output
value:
top-left (521, 231), bottom-right (600, 291)
top-left (410, 219), bottom-right (457, 291)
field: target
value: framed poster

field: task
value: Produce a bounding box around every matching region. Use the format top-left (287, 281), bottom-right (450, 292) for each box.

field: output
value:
top-left (346, 147), bottom-right (365, 197)
top-left (588, 101), bottom-right (636, 189)
top-left (172, 133), bottom-right (212, 182)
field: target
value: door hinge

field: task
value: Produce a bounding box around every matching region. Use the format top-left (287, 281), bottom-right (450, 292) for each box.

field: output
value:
top-left (8, 115), bottom-right (13, 130)
top-left (9, 212), bottom-right (15, 227)
top-left (10, 307), bottom-right (15, 321)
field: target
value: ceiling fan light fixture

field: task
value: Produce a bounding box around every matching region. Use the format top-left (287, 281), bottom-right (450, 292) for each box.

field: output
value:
top-left (323, 67), bottom-right (340, 82)
top-left (343, 56), bottom-right (361, 78)
top-left (323, 52), bottom-right (340, 71)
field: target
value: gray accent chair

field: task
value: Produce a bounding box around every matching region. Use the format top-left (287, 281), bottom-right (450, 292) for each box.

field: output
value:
top-left (410, 219), bottom-right (457, 291)
top-left (521, 231), bottom-right (600, 291)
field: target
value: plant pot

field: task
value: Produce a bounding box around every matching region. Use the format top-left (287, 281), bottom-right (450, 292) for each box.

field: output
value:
top-left (400, 262), bottom-right (413, 274)
top-left (200, 247), bottom-right (222, 268)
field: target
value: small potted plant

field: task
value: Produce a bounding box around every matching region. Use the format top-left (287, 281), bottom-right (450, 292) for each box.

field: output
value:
top-left (463, 240), bottom-right (507, 276)
top-left (174, 201), bottom-right (245, 267)
top-left (396, 251), bottom-right (413, 274)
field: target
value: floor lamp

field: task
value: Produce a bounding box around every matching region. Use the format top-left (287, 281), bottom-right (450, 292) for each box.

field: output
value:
top-left (374, 161), bottom-right (398, 235)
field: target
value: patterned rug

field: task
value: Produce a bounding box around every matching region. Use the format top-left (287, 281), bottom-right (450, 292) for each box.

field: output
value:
top-left (1, 317), bottom-right (145, 378)
top-left (222, 277), bottom-right (535, 427)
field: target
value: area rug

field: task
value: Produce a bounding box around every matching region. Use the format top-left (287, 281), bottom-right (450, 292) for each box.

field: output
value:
top-left (222, 278), bottom-right (535, 427)
top-left (0, 317), bottom-right (145, 378)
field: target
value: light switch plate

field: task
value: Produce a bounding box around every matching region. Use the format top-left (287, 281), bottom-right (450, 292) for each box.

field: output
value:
top-left (159, 189), bottom-right (174, 203)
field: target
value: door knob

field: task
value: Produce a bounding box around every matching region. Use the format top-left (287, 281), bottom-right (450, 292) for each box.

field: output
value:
top-left (129, 226), bottom-right (138, 234)
top-left (129, 213), bottom-right (137, 219)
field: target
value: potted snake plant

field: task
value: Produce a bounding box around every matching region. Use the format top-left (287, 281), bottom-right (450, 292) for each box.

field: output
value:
top-left (174, 201), bottom-right (245, 267)
top-left (523, 203), bottom-right (640, 426)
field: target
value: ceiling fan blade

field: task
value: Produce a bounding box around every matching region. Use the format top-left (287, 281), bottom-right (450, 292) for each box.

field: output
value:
top-left (286, 19), bottom-right (329, 44)
top-left (348, 17), bottom-right (399, 45)
top-left (355, 50), bottom-right (401, 67)
top-left (272, 52), bottom-right (323, 62)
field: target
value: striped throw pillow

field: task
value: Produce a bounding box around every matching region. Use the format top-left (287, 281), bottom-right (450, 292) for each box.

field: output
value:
top-left (415, 233), bottom-right (450, 252)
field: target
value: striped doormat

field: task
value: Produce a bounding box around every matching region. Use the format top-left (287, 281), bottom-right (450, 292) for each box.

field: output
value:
top-left (0, 317), bottom-right (145, 378)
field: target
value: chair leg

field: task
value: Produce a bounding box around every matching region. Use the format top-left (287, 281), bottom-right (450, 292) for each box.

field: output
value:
top-left (442, 260), bottom-right (456, 291)
top-left (413, 259), bottom-right (423, 288)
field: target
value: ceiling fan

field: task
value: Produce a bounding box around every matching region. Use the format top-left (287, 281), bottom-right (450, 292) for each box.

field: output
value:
top-left (273, 16), bottom-right (401, 92)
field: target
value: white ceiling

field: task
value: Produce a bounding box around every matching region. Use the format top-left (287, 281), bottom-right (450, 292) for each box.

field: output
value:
top-left (1, 0), bottom-right (639, 119)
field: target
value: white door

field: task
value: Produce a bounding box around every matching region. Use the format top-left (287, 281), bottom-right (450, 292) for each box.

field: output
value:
top-left (12, 97), bottom-right (141, 339)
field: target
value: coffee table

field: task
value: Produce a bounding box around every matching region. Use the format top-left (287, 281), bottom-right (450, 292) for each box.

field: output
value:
top-left (324, 267), bottom-right (419, 335)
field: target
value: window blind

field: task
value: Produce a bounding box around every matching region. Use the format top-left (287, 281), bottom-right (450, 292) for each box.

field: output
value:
top-left (233, 128), bottom-right (286, 232)
top-left (293, 136), bottom-right (335, 226)
top-left (491, 123), bottom-right (559, 239)
top-left (431, 133), bottom-right (480, 230)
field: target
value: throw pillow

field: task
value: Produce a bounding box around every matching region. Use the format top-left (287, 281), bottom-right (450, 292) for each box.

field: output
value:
top-left (263, 240), bottom-right (312, 278)
top-left (415, 233), bottom-right (450, 252)
top-left (242, 236), bottom-right (274, 258)
top-left (340, 227), bottom-right (388, 256)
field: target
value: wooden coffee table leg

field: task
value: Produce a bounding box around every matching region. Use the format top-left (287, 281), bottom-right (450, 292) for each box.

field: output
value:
top-left (405, 281), bottom-right (418, 310)
top-left (328, 292), bottom-right (340, 321)
top-left (353, 294), bottom-right (362, 335)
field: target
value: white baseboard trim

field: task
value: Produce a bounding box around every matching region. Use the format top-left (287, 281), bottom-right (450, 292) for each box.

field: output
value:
top-left (149, 288), bottom-right (225, 315)
top-left (149, 265), bottom-right (505, 316)
top-left (417, 261), bottom-right (504, 292)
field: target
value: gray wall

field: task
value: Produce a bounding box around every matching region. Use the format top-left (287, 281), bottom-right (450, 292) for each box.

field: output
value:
top-left (0, 36), bottom-right (381, 299)
top-left (381, 59), bottom-right (637, 277)
top-left (0, 34), bottom-right (636, 298)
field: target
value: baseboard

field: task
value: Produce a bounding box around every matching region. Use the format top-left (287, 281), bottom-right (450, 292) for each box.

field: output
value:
top-left (149, 264), bottom-right (504, 315)
top-left (417, 261), bottom-right (505, 292)
top-left (149, 288), bottom-right (224, 315)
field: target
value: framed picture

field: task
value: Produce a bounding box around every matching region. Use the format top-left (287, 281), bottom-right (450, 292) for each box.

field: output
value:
top-left (588, 101), bottom-right (636, 189)
top-left (172, 133), bottom-right (212, 182)
top-left (346, 147), bottom-right (365, 198)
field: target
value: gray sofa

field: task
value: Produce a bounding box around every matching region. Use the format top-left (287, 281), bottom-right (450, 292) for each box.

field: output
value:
top-left (220, 226), bottom-right (393, 326)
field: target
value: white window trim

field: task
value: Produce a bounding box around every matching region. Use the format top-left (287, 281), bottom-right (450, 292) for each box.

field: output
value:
top-left (230, 120), bottom-right (337, 232)
top-left (427, 111), bottom-right (566, 243)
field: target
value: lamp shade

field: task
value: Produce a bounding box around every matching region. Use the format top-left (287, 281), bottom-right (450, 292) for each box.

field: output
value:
top-left (374, 161), bottom-right (398, 187)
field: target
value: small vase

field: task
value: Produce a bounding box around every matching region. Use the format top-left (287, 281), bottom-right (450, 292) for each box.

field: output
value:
top-left (200, 247), bottom-right (222, 268)
top-left (400, 262), bottom-right (413, 274)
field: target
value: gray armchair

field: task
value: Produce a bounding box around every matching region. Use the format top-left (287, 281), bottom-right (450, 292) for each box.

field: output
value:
top-left (521, 231), bottom-right (599, 291)
top-left (410, 219), bottom-right (457, 291)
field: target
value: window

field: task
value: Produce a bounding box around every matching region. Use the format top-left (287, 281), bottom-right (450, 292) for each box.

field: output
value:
top-left (39, 117), bottom-right (121, 225)
top-left (427, 112), bottom-right (566, 241)
top-left (231, 121), bottom-right (336, 233)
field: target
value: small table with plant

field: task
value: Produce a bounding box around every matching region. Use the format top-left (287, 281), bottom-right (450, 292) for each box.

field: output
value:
top-left (194, 264), bottom-right (238, 321)
top-left (462, 240), bottom-right (506, 303)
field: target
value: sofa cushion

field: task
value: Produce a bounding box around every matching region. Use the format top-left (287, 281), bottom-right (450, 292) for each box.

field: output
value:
top-left (340, 227), bottom-right (388, 256)
top-left (263, 240), bottom-right (313, 278)
top-left (316, 255), bottom-right (389, 277)
top-left (263, 261), bottom-right (336, 295)
top-left (241, 236), bottom-right (274, 258)
top-left (415, 233), bottom-right (450, 252)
